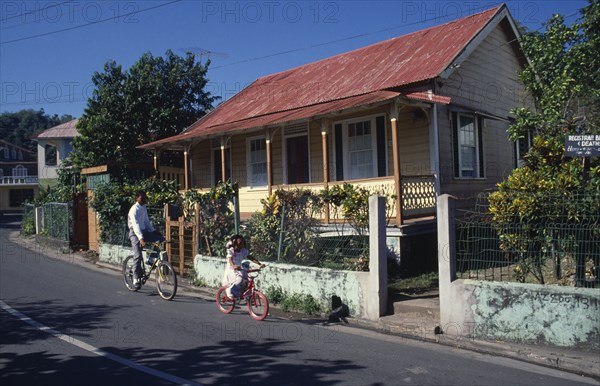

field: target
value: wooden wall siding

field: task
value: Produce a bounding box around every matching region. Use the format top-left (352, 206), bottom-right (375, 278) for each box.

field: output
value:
top-left (437, 22), bottom-right (528, 207)
top-left (230, 135), bottom-right (248, 187)
top-left (271, 129), bottom-right (283, 186)
top-left (190, 141), bottom-right (211, 188)
top-left (238, 187), bottom-right (269, 216)
top-left (395, 108), bottom-right (431, 176)
top-left (444, 26), bottom-right (528, 115)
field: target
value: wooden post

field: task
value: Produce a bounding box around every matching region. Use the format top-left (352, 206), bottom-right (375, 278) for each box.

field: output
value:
top-left (266, 138), bottom-right (272, 196)
top-left (321, 122), bottom-right (330, 223)
top-left (391, 117), bottom-right (403, 226)
top-left (183, 145), bottom-right (189, 191)
top-left (221, 145), bottom-right (226, 183)
top-left (164, 203), bottom-right (172, 263)
top-left (179, 211), bottom-right (185, 275)
top-left (194, 203), bottom-right (200, 256)
top-left (153, 150), bottom-right (159, 176)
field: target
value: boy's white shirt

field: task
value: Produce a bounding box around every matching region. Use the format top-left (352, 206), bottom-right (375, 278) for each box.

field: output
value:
top-left (127, 202), bottom-right (155, 240)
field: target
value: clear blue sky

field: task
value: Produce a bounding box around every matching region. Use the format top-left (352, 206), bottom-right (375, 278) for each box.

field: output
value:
top-left (0, 0), bottom-right (590, 118)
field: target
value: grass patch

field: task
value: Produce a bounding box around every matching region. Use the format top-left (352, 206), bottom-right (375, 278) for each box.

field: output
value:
top-left (188, 267), bottom-right (207, 287)
top-left (265, 286), bottom-right (323, 316)
top-left (388, 272), bottom-right (439, 295)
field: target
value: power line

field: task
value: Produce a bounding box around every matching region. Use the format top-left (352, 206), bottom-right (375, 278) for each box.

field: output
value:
top-left (0, 0), bottom-right (182, 45)
top-left (210, 1), bottom-right (509, 70)
top-left (0, 0), bottom-right (72, 23)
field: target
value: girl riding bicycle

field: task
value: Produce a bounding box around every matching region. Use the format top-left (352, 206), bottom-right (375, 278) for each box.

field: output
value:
top-left (221, 234), bottom-right (265, 298)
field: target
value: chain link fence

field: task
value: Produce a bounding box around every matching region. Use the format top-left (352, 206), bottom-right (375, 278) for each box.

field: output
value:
top-left (456, 192), bottom-right (600, 287)
top-left (41, 202), bottom-right (72, 242)
top-left (21, 203), bottom-right (36, 235)
top-left (247, 199), bottom-right (371, 271)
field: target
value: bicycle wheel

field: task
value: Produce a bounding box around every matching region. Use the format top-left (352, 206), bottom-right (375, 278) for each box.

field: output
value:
top-left (122, 255), bottom-right (138, 292)
top-left (247, 290), bottom-right (269, 321)
top-left (216, 286), bottom-right (235, 314)
top-left (155, 261), bottom-right (177, 300)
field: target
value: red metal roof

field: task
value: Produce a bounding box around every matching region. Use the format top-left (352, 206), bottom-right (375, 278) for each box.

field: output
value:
top-left (143, 5), bottom-right (502, 148)
top-left (141, 91), bottom-right (406, 148)
top-left (35, 119), bottom-right (79, 139)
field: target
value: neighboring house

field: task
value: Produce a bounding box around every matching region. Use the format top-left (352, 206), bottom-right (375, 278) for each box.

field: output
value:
top-left (140, 5), bottom-right (529, 228)
top-left (33, 119), bottom-right (79, 189)
top-left (0, 140), bottom-right (38, 213)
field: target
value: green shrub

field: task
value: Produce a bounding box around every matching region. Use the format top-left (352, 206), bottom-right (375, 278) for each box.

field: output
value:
top-left (21, 215), bottom-right (35, 235)
top-left (266, 286), bottom-right (322, 316)
top-left (182, 181), bottom-right (236, 256)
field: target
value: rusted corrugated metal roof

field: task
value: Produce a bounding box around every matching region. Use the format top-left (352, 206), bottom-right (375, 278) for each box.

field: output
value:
top-left (143, 5), bottom-right (501, 148)
top-left (35, 119), bottom-right (79, 139)
top-left (141, 90), bottom-right (406, 148)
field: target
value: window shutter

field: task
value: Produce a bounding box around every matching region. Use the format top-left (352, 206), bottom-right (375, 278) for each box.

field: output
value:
top-left (376, 116), bottom-right (386, 177)
top-left (478, 117), bottom-right (484, 178)
top-left (452, 112), bottom-right (459, 178)
top-left (334, 123), bottom-right (343, 181)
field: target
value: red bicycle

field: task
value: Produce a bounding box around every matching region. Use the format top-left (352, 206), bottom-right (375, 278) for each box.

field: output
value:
top-left (216, 267), bottom-right (269, 321)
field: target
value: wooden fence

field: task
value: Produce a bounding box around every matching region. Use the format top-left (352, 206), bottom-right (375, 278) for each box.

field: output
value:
top-left (164, 203), bottom-right (198, 276)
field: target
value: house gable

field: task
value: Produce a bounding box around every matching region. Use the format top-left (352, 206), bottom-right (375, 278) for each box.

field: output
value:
top-left (436, 13), bottom-right (529, 202)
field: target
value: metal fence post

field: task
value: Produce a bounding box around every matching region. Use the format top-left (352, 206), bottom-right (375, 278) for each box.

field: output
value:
top-left (277, 204), bottom-right (286, 261)
top-left (233, 186), bottom-right (240, 235)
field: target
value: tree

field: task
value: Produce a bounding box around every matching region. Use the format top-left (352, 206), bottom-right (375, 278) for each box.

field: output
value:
top-left (72, 50), bottom-right (218, 169)
top-left (493, 0), bottom-right (599, 201)
top-left (0, 109), bottom-right (73, 154)
top-left (489, 0), bottom-right (600, 285)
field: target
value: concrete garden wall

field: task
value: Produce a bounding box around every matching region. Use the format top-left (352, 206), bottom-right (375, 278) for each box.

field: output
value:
top-left (438, 194), bottom-right (600, 349)
top-left (194, 255), bottom-right (370, 317)
top-left (99, 243), bottom-right (131, 265)
top-left (467, 280), bottom-right (599, 347)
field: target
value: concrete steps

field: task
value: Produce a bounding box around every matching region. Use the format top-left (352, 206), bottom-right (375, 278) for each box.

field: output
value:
top-left (385, 292), bottom-right (441, 338)
top-left (392, 296), bottom-right (440, 319)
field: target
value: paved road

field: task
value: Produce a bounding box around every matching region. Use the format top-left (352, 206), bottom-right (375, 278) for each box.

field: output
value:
top-left (1, 216), bottom-right (598, 386)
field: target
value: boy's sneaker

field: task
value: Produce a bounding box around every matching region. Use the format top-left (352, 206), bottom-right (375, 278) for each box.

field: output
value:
top-left (133, 278), bottom-right (141, 289)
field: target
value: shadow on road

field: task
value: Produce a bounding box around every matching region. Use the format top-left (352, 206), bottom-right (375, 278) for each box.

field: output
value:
top-left (1, 298), bottom-right (366, 385)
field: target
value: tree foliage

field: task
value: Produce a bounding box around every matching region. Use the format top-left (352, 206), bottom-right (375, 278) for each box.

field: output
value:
top-left (0, 109), bottom-right (73, 154)
top-left (493, 0), bottom-right (599, 206)
top-left (489, 1), bottom-right (600, 285)
top-left (72, 50), bottom-right (218, 169)
top-left (89, 177), bottom-right (180, 243)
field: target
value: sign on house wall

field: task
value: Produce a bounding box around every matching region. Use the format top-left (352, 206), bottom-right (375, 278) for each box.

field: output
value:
top-left (565, 134), bottom-right (600, 156)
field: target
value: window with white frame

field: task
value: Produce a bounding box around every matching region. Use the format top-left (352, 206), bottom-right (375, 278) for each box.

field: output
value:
top-left (347, 120), bottom-right (374, 179)
top-left (515, 131), bottom-right (532, 168)
top-left (247, 137), bottom-right (267, 187)
top-left (453, 112), bottom-right (485, 178)
top-left (333, 115), bottom-right (386, 181)
top-left (13, 165), bottom-right (27, 177)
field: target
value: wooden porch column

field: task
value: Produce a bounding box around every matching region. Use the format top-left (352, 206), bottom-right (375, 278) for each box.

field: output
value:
top-left (391, 117), bottom-right (403, 226)
top-left (220, 137), bottom-right (227, 183)
top-left (321, 121), bottom-right (330, 223)
top-left (266, 137), bottom-right (272, 196)
top-left (153, 150), bottom-right (159, 174)
top-left (183, 144), bottom-right (189, 191)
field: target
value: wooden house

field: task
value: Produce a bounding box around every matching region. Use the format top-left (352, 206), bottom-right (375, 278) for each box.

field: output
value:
top-left (140, 5), bottom-right (529, 231)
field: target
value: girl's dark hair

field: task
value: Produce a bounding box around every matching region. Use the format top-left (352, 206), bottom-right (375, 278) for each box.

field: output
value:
top-left (230, 234), bottom-right (245, 243)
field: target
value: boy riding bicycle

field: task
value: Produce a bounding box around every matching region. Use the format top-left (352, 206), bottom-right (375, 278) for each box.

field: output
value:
top-left (128, 191), bottom-right (165, 289)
